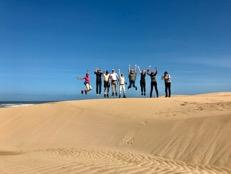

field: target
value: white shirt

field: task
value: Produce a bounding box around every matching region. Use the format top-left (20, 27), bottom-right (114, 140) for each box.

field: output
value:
top-left (103, 74), bottom-right (110, 82)
top-left (119, 76), bottom-right (125, 85)
top-left (110, 73), bottom-right (118, 81)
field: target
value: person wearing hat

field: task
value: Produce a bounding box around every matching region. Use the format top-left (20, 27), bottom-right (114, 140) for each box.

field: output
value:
top-left (162, 71), bottom-right (171, 97)
top-left (103, 70), bottom-right (110, 98)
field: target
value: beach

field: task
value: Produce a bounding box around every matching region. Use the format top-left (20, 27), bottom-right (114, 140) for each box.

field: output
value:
top-left (0, 93), bottom-right (230, 174)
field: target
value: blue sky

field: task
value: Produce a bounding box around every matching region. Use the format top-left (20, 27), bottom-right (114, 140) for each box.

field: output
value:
top-left (0, 0), bottom-right (231, 101)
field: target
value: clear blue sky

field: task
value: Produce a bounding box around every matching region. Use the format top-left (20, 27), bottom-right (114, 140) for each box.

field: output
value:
top-left (0, 0), bottom-right (231, 101)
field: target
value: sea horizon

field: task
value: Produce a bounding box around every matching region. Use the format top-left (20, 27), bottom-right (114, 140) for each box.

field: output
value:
top-left (1, 90), bottom-right (230, 106)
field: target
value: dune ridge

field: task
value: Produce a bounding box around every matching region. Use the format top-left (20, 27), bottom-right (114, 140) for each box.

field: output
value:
top-left (0, 93), bottom-right (231, 173)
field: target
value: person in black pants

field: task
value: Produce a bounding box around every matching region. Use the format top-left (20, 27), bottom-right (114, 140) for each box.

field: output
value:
top-left (147, 68), bottom-right (159, 98)
top-left (137, 66), bottom-right (146, 96)
top-left (94, 68), bottom-right (103, 96)
top-left (162, 71), bottom-right (171, 97)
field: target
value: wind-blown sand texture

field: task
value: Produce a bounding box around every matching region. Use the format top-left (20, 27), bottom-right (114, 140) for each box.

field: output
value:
top-left (0, 93), bottom-right (231, 174)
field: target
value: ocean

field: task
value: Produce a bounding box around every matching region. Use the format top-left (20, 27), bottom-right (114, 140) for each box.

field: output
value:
top-left (0, 101), bottom-right (55, 108)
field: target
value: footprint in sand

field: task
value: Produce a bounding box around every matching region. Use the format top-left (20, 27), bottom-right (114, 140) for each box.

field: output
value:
top-left (121, 135), bottom-right (135, 145)
top-left (140, 120), bottom-right (148, 126)
top-left (196, 106), bottom-right (204, 111)
top-left (180, 102), bottom-right (188, 106)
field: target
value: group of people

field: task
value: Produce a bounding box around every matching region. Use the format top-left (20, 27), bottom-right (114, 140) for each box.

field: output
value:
top-left (78, 65), bottom-right (171, 98)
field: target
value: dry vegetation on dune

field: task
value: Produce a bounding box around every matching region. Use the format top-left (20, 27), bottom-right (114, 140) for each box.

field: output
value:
top-left (0, 93), bottom-right (231, 174)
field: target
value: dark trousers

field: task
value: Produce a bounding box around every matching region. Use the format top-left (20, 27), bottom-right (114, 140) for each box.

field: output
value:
top-left (128, 80), bottom-right (137, 89)
top-left (96, 81), bottom-right (102, 94)
top-left (140, 81), bottom-right (146, 95)
top-left (150, 81), bottom-right (158, 98)
top-left (165, 82), bottom-right (171, 97)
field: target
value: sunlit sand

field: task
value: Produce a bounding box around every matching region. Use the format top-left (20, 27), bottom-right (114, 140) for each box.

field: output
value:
top-left (0, 93), bottom-right (230, 174)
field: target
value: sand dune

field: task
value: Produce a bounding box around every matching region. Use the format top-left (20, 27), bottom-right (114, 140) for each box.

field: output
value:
top-left (0, 93), bottom-right (231, 174)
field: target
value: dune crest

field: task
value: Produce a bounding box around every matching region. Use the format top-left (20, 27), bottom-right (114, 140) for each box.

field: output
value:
top-left (0, 93), bottom-right (231, 174)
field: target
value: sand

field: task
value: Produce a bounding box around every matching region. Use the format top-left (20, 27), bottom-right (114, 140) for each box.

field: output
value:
top-left (0, 93), bottom-right (230, 174)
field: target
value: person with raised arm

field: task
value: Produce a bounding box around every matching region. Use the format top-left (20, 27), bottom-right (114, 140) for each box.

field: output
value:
top-left (147, 66), bottom-right (159, 98)
top-left (137, 66), bottom-right (147, 96)
top-left (110, 69), bottom-right (119, 97)
top-left (94, 68), bottom-right (103, 96)
top-left (118, 69), bottom-right (127, 98)
top-left (128, 64), bottom-right (138, 90)
top-left (77, 72), bottom-right (92, 95)
top-left (162, 71), bottom-right (171, 97)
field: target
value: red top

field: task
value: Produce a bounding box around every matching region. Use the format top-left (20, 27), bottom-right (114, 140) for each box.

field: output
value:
top-left (84, 76), bottom-right (90, 84)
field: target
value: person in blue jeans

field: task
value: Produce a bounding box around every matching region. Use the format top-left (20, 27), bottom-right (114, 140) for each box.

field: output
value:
top-left (147, 67), bottom-right (159, 98)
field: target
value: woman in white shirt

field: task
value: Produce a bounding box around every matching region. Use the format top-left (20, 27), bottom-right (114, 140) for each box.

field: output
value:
top-left (118, 69), bottom-right (126, 98)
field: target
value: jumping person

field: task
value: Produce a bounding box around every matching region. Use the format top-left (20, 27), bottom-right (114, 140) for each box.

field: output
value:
top-left (94, 68), bottom-right (103, 96)
top-left (137, 66), bottom-right (146, 96)
top-left (147, 67), bottom-right (159, 98)
top-left (103, 70), bottom-right (110, 98)
top-left (79, 72), bottom-right (92, 95)
top-left (128, 65), bottom-right (138, 90)
top-left (110, 69), bottom-right (119, 96)
top-left (162, 71), bottom-right (171, 97)
top-left (118, 69), bottom-right (126, 98)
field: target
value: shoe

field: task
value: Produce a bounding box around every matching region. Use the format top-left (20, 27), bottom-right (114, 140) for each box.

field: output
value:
top-left (85, 90), bottom-right (87, 95)
top-left (107, 94), bottom-right (109, 98)
top-left (119, 95), bottom-right (121, 98)
top-left (135, 87), bottom-right (137, 90)
top-left (112, 92), bottom-right (114, 96)
top-left (123, 95), bottom-right (126, 98)
top-left (115, 93), bottom-right (118, 96)
top-left (144, 93), bottom-right (146, 96)
top-left (141, 92), bottom-right (143, 95)
top-left (104, 94), bottom-right (106, 98)
top-left (81, 90), bottom-right (84, 94)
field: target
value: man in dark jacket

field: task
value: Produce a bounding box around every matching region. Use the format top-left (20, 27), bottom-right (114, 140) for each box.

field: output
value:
top-left (147, 67), bottom-right (159, 98)
top-left (94, 68), bottom-right (103, 95)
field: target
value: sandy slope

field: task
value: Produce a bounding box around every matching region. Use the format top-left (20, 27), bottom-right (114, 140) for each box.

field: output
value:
top-left (0, 93), bottom-right (231, 174)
